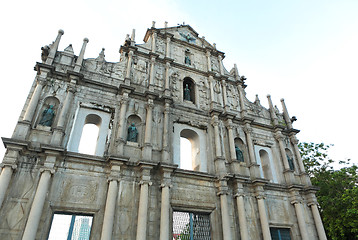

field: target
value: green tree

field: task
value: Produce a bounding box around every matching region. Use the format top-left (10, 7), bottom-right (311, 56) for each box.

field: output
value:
top-left (299, 142), bottom-right (358, 240)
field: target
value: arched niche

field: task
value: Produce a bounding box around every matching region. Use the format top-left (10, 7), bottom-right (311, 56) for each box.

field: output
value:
top-left (173, 123), bottom-right (208, 172)
top-left (67, 107), bottom-right (111, 156)
top-left (183, 77), bottom-right (196, 104)
top-left (126, 114), bottom-right (142, 144)
top-left (285, 148), bottom-right (295, 171)
top-left (36, 96), bottom-right (60, 128)
top-left (234, 138), bottom-right (248, 163)
top-left (254, 145), bottom-right (278, 183)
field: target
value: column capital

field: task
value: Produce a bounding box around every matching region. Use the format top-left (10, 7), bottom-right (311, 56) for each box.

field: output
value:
top-left (0, 163), bottom-right (17, 170)
top-left (243, 125), bottom-right (253, 134)
top-left (307, 200), bottom-right (318, 207)
top-left (107, 177), bottom-right (120, 183)
top-left (139, 180), bottom-right (152, 186)
top-left (234, 192), bottom-right (246, 198)
top-left (274, 131), bottom-right (284, 141)
top-left (39, 168), bottom-right (55, 175)
top-left (160, 183), bottom-right (172, 189)
top-left (146, 99), bottom-right (154, 109)
top-left (290, 135), bottom-right (299, 144)
top-left (255, 194), bottom-right (266, 200)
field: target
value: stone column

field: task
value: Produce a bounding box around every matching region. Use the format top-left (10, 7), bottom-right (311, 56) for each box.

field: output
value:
top-left (308, 201), bottom-right (327, 240)
top-left (45, 29), bottom-right (64, 65)
top-left (291, 200), bottom-right (309, 240)
top-left (0, 164), bottom-right (17, 209)
top-left (206, 50), bottom-right (211, 71)
top-left (164, 62), bottom-right (170, 93)
top-left (237, 85), bottom-right (247, 117)
top-left (243, 124), bottom-right (260, 178)
top-left (100, 161), bottom-right (122, 240)
top-left (209, 75), bottom-right (215, 103)
top-left (161, 102), bottom-right (170, 163)
top-left (22, 164), bottom-right (55, 240)
top-left (211, 115), bottom-right (222, 158)
top-left (136, 166), bottom-right (152, 240)
top-left (125, 50), bottom-right (134, 79)
top-left (116, 92), bottom-right (129, 155)
top-left (159, 168), bottom-right (173, 240)
top-left (142, 99), bottom-right (154, 160)
top-left (255, 190), bottom-right (271, 240)
top-left (218, 55), bottom-right (224, 75)
top-left (234, 182), bottom-right (249, 240)
top-left (101, 179), bottom-right (118, 240)
top-left (217, 180), bottom-right (232, 240)
top-left (23, 78), bottom-right (46, 123)
top-left (275, 131), bottom-right (295, 184)
top-left (221, 79), bottom-right (228, 108)
top-left (289, 135), bottom-right (306, 173)
top-left (226, 119), bottom-right (236, 161)
top-left (51, 81), bottom-right (76, 145)
top-left (274, 131), bottom-right (290, 171)
top-left (74, 38), bottom-right (89, 72)
top-left (149, 56), bottom-right (156, 89)
top-left (165, 36), bottom-right (171, 58)
top-left (151, 32), bottom-right (157, 52)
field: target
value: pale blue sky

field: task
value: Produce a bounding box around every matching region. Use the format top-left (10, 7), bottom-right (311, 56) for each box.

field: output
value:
top-left (0, 0), bottom-right (357, 164)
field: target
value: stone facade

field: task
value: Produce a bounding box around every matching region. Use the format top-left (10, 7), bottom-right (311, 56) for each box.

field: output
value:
top-left (0, 23), bottom-right (327, 240)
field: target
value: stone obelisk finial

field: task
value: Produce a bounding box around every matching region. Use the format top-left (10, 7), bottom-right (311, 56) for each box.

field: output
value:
top-left (74, 37), bottom-right (89, 72)
top-left (45, 29), bottom-right (64, 65)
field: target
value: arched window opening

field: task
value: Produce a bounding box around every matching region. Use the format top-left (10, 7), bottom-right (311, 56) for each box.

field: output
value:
top-left (180, 137), bottom-right (192, 170)
top-left (78, 114), bottom-right (102, 155)
top-left (183, 77), bottom-right (195, 104)
top-left (259, 149), bottom-right (273, 180)
top-left (180, 129), bottom-right (200, 171)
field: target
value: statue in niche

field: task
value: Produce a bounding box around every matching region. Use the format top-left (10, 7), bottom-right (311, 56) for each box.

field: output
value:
top-left (184, 84), bottom-right (191, 101)
top-left (235, 145), bottom-right (244, 162)
top-left (287, 155), bottom-right (295, 170)
top-left (127, 123), bottom-right (138, 142)
top-left (185, 55), bottom-right (191, 65)
top-left (39, 105), bottom-right (55, 127)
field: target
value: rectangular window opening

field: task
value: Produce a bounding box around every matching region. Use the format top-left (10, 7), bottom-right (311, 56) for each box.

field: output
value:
top-left (270, 227), bottom-right (292, 240)
top-left (173, 211), bottom-right (211, 240)
top-left (48, 213), bottom-right (93, 240)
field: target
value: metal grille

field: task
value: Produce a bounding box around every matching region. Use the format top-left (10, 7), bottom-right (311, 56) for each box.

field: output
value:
top-left (173, 211), bottom-right (211, 240)
top-left (270, 228), bottom-right (292, 240)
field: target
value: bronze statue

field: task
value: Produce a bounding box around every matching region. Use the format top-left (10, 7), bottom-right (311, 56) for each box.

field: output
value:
top-left (39, 105), bottom-right (55, 127)
top-left (184, 84), bottom-right (191, 101)
top-left (127, 123), bottom-right (138, 142)
top-left (235, 145), bottom-right (244, 162)
top-left (287, 155), bottom-right (295, 170)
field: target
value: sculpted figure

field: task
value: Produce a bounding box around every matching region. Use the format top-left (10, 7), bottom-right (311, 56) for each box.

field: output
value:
top-left (287, 155), bottom-right (295, 170)
top-left (41, 45), bottom-right (50, 62)
top-left (127, 123), bottom-right (138, 142)
top-left (184, 84), bottom-right (191, 101)
top-left (39, 105), bottom-right (55, 127)
top-left (185, 55), bottom-right (191, 65)
top-left (235, 145), bottom-right (244, 162)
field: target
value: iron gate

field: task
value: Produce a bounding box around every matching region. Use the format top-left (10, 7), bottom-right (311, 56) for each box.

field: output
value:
top-left (173, 211), bottom-right (211, 240)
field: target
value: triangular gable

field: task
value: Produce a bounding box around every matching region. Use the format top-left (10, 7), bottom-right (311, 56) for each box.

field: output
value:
top-left (143, 24), bottom-right (215, 49)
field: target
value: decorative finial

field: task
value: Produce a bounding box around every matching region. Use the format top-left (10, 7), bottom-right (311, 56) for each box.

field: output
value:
top-left (165, 21), bottom-right (168, 28)
top-left (213, 43), bottom-right (216, 49)
top-left (58, 29), bottom-right (64, 35)
top-left (152, 21), bottom-right (156, 28)
top-left (83, 37), bottom-right (89, 43)
top-left (131, 29), bottom-right (136, 42)
top-left (254, 94), bottom-right (260, 104)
